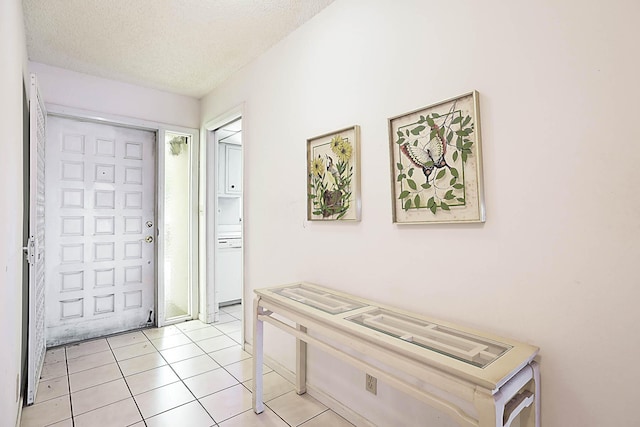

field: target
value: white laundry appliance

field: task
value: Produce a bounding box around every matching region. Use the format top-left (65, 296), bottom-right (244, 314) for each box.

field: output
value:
top-left (216, 226), bottom-right (242, 306)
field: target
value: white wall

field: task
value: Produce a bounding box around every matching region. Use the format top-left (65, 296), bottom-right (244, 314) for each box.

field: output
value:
top-left (30, 62), bottom-right (200, 129)
top-left (201, 0), bottom-right (640, 426)
top-left (0, 0), bottom-right (28, 424)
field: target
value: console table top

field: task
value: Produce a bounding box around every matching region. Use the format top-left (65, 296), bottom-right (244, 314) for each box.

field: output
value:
top-left (256, 282), bottom-right (539, 390)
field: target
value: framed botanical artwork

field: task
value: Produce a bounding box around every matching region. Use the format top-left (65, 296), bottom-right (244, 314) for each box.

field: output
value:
top-left (389, 91), bottom-right (485, 224)
top-left (307, 125), bottom-right (361, 221)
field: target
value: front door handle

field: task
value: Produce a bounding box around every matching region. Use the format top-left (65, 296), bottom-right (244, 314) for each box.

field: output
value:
top-left (145, 236), bottom-right (154, 243)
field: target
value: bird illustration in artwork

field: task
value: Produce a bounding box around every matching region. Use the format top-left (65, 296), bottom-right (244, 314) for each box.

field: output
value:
top-left (323, 156), bottom-right (344, 217)
top-left (326, 155), bottom-right (340, 186)
top-left (401, 123), bottom-right (448, 182)
top-left (322, 189), bottom-right (343, 217)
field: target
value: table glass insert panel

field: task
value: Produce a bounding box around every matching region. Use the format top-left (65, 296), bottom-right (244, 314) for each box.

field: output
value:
top-left (347, 309), bottom-right (512, 368)
top-left (272, 284), bottom-right (365, 314)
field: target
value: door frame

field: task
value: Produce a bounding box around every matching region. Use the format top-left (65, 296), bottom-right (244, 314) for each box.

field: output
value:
top-left (201, 105), bottom-right (244, 342)
top-left (44, 103), bottom-right (200, 329)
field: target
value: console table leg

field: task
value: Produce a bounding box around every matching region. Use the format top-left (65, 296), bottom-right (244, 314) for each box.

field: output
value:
top-left (524, 361), bottom-right (541, 427)
top-left (252, 297), bottom-right (264, 414)
top-left (507, 362), bottom-right (540, 427)
top-left (474, 388), bottom-right (500, 427)
top-left (296, 324), bottom-right (307, 395)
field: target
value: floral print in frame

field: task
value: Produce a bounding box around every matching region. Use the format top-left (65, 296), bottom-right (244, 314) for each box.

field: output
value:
top-left (307, 125), bottom-right (361, 221)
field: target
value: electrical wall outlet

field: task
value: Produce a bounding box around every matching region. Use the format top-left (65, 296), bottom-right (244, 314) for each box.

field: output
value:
top-left (366, 373), bottom-right (377, 395)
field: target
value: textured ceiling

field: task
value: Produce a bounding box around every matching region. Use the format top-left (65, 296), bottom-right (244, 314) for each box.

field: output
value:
top-left (23, 0), bottom-right (334, 98)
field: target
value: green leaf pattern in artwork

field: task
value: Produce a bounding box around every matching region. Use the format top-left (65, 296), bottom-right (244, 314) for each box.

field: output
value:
top-left (394, 102), bottom-right (475, 215)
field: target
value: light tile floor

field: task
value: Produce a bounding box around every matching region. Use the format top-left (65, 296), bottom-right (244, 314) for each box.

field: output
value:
top-left (21, 305), bottom-right (354, 427)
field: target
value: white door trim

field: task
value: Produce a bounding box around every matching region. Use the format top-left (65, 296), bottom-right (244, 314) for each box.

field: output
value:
top-left (45, 103), bottom-right (199, 329)
top-left (47, 103), bottom-right (197, 135)
top-left (202, 105), bottom-right (245, 343)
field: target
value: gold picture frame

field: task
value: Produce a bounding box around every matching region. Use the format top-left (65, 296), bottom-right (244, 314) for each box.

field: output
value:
top-left (389, 91), bottom-right (485, 224)
top-left (307, 125), bottom-right (361, 221)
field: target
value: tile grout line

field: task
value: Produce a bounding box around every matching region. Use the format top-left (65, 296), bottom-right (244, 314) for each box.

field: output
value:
top-left (44, 313), bottom-right (284, 427)
top-left (265, 403), bottom-right (294, 427)
top-left (62, 346), bottom-right (77, 427)
top-left (149, 319), bottom-right (251, 426)
top-left (64, 335), bottom-right (153, 422)
top-left (204, 315), bottom-right (307, 417)
top-left (294, 408), bottom-right (331, 427)
top-left (65, 333), bottom-right (186, 422)
top-left (163, 324), bottom-right (226, 426)
top-left (107, 333), bottom-right (148, 427)
top-left (144, 325), bottom-right (217, 425)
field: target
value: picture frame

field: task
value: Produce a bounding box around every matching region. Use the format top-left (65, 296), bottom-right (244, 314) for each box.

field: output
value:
top-left (307, 125), bottom-right (361, 221)
top-left (388, 91), bottom-right (485, 224)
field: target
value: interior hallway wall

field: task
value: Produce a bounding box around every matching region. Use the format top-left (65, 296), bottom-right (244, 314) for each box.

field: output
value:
top-left (29, 62), bottom-right (200, 129)
top-left (200, 0), bottom-right (640, 425)
top-left (0, 0), bottom-right (29, 424)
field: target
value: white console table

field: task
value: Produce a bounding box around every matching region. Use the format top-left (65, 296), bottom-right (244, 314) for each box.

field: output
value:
top-left (252, 283), bottom-right (540, 427)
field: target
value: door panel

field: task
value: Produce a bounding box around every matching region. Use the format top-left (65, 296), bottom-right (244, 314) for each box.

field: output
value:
top-left (26, 74), bottom-right (47, 404)
top-left (45, 117), bottom-right (156, 346)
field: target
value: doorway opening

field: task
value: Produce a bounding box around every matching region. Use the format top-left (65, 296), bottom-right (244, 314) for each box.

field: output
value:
top-left (214, 119), bottom-right (243, 308)
top-left (204, 112), bottom-right (244, 340)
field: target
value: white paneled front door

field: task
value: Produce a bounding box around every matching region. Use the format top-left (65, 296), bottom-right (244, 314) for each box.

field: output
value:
top-left (45, 116), bottom-right (156, 346)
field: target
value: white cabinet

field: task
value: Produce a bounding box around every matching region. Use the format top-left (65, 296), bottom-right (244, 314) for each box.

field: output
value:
top-left (225, 144), bottom-right (242, 194)
top-left (218, 142), bottom-right (242, 196)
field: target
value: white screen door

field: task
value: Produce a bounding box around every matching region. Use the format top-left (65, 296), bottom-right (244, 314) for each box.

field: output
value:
top-left (26, 74), bottom-right (47, 405)
top-left (45, 116), bottom-right (156, 345)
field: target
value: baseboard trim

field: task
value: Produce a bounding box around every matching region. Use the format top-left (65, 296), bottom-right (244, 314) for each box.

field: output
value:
top-left (304, 383), bottom-right (375, 427)
top-left (244, 342), bottom-right (375, 427)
